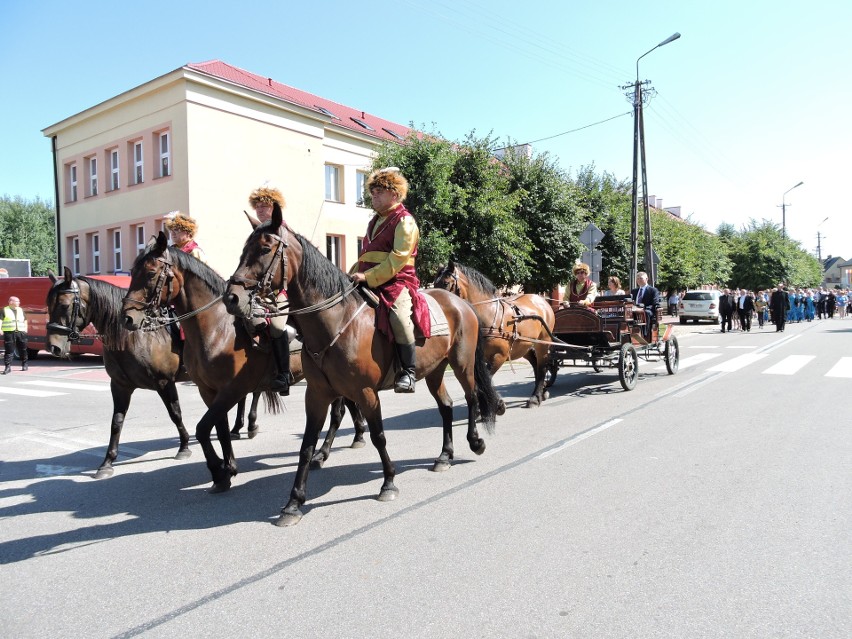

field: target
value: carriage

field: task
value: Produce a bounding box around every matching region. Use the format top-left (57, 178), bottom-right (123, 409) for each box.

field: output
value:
top-left (545, 294), bottom-right (680, 391)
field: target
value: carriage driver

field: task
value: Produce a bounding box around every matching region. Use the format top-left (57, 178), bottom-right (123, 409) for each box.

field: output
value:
top-left (246, 185), bottom-right (293, 396)
top-left (350, 168), bottom-right (431, 393)
top-left (566, 262), bottom-right (598, 307)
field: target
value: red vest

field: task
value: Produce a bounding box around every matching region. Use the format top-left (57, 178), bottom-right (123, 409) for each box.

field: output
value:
top-left (568, 279), bottom-right (592, 303)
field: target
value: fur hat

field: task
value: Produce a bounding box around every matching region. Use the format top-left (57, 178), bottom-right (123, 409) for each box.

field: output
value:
top-left (366, 167), bottom-right (408, 201)
top-left (248, 186), bottom-right (285, 209)
top-left (573, 262), bottom-right (590, 275)
top-left (165, 213), bottom-right (198, 236)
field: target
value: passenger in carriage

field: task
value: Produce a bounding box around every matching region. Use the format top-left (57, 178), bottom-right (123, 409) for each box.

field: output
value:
top-left (631, 271), bottom-right (659, 340)
top-left (564, 262), bottom-right (598, 307)
top-left (603, 275), bottom-right (626, 297)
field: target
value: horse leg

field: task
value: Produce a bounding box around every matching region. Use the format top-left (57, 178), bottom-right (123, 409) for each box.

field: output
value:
top-left (156, 382), bottom-right (191, 459)
top-left (95, 382), bottom-right (133, 479)
top-left (346, 398), bottom-right (368, 448)
top-left (311, 396), bottom-right (345, 468)
top-left (230, 396), bottom-right (246, 439)
top-left (247, 391), bottom-right (261, 438)
top-left (488, 350), bottom-right (508, 415)
top-left (360, 393), bottom-right (398, 501)
top-left (528, 343), bottom-right (552, 406)
top-left (425, 372), bottom-right (456, 472)
top-left (194, 388), bottom-right (239, 493)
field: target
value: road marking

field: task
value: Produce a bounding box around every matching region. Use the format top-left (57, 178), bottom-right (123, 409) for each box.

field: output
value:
top-left (19, 380), bottom-right (111, 392)
top-left (707, 353), bottom-right (768, 372)
top-left (0, 387), bottom-right (65, 397)
top-left (686, 345), bottom-right (720, 349)
top-left (826, 357), bottom-right (852, 378)
top-left (726, 345), bottom-right (756, 349)
top-left (672, 371), bottom-right (726, 397)
top-left (654, 352), bottom-right (721, 372)
top-left (537, 419), bottom-right (623, 459)
top-left (762, 355), bottom-right (815, 375)
top-left (34, 430), bottom-right (148, 457)
top-left (36, 464), bottom-right (87, 477)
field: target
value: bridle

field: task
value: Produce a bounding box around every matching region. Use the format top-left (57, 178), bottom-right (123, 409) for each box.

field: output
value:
top-left (122, 249), bottom-right (177, 329)
top-left (437, 266), bottom-right (461, 296)
top-left (228, 225), bottom-right (289, 318)
top-left (47, 279), bottom-right (87, 341)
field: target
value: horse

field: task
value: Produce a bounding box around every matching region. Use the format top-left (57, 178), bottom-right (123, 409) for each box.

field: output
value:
top-left (433, 260), bottom-right (555, 408)
top-left (121, 234), bottom-right (366, 492)
top-left (223, 203), bottom-right (502, 526)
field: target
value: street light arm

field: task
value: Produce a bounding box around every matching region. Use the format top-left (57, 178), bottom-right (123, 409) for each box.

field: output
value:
top-left (636, 32), bottom-right (682, 79)
top-left (783, 181), bottom-right (804, 197)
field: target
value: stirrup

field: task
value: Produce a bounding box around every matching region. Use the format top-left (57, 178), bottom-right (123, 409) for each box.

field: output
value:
top-left (394, 372), bottom-right (416, 393)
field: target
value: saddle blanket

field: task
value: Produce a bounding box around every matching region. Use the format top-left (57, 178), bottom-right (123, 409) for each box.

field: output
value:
top-left (419, 290), bottom-right (450, 338)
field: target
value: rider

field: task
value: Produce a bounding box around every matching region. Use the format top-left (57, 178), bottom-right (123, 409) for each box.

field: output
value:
top-left (246, 185), bottom-right (293, 396)
top-left (349, 167), bottom-right (430, 393)
top-left (165, 213), bottom-right (207, 263)
top-left (565, 262), bottom-right (598, 307)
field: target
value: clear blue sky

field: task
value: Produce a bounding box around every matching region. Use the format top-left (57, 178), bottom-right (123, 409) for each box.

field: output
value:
top-left (2, 0), bottom-right (849, 260)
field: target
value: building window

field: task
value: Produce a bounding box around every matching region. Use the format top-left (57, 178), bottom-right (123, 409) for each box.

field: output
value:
top-left (357, 236), bottom-right (365, 255)
top-left (159, 131), bottom-right (170, 177)
top-left (135, 225), bottom-right (146, 255)
top-left (69, 164), bottom-right (78, 202)
top-left (326, 235), bottom-right (343, 268)
top-left (133, 141), bottom-right (143, 184)
top-left (110, 149), bottom-right (120, 191)
top-left (355, 171), bottom-right (368, 207)
top-left (91, 234), bottom-right (100, 273)
top-left (71, 237), bottom-right (80, 275)
top-left (88, 157), bottom-right (98, 197)
top-left (112, 230), bottom-right (122, 272)
top-left (324, 164), bottom-right (341, 202)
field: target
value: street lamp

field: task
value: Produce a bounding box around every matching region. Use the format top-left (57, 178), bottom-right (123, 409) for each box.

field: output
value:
top-left (780, 181), bottom-right (803, 238)
top-left (628, 32), bottom-right (681, 290)
top-left (816, 216), bottom-right (828, 262)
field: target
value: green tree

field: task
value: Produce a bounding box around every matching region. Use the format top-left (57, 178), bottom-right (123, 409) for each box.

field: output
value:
top-left (0, 195), bottom-right (56, 275)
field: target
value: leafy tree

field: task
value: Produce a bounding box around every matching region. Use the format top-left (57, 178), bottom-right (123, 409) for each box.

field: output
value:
top-left (0, 195), bottom-right (56, 275)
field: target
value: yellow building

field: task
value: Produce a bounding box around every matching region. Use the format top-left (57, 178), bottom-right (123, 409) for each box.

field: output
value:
top-left (42, 60), bottom-right (409, 276)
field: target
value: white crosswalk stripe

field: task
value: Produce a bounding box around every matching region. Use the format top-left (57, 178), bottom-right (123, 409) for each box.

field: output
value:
top-left (19, 380), bottom-right (111, 392)
top-left (762, 355), bottom-right (815, 375)
top-left (0, 386), bottom-right (65, 397)
top-left (707, 354), bottom-right (768, 372)
top-left (825, 357), bottom-right (852, 378)
top-left (654, 352), bottom-right (721, 371)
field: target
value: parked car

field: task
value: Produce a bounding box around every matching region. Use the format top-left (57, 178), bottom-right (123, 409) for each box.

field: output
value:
top-left (678, 290), bottom-right (721, 324)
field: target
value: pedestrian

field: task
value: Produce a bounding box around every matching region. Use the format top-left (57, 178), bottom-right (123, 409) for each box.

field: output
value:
top-left (2, 295), bottom-right (28, 374)
top-left (803, 290), bottom-right (815, 322)
top-left (770, 283), bottom-right (790, 332)
top-left (667, 290), bottom-right (679, 316)
top-left (165, 213), bottom-right (207, 263)
top-left (737, 289), bottom-right (755, 332)
top-left (827, 291), bottom-right (837, 318)
top-left (754, 290), bottom-right (768, 328)
top-left (719, 288), bottom-right (734, 333)
top-left (350, 167), bottom-right (430, 393)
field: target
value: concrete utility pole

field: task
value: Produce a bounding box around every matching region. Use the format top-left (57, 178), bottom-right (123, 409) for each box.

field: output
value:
top-left (778, 181), bottom-right (804, 238)
top-left (623, 32), bottom-right (680, 290)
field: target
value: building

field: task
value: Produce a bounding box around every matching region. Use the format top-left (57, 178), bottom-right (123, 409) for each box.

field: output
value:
top-left (822, 255), bottom-right (847, 289)
top-left (42, 60), bottom-right (410, 276)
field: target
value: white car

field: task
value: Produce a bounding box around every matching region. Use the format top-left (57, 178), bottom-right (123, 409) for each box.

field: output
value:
top-left (678, 290), bottom-right (722, 324)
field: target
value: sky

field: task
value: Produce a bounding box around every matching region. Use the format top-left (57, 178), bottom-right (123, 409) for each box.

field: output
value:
top-left (1, 0), bottom-right (849, 260)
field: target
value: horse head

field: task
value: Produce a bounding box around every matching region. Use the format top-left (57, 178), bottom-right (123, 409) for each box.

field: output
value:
top-left (45, 266), bottom-right (88, 358)
top-left (122, 232), bottom-right (178, 330)
top-left (224, 201), bottom-right (290, 320)
top-left (432, 259), bottom-right (463, 297)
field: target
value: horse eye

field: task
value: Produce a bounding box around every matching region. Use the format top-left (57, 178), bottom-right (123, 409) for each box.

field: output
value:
top-left (261, 247), bottom-right (271, 255)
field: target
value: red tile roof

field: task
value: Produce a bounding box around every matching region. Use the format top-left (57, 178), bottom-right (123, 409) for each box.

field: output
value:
top-left (186, 60), bottom-right (410, 144)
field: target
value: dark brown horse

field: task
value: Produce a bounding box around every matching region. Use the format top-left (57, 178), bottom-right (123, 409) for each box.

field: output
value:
top-left (223, 204), bottom-right (501, 526)
top-left (121, 234), bottom-right (365, 492)
top-left (433, 260), bottom-right (555, 408)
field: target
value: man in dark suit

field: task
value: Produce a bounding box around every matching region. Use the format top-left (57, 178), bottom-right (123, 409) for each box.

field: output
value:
top-left (737, 290), bottom-right (755, 332)
top-left (718, 288), bottom-right (734, 333)
top-left (769, 283), bottom-right (790, 332)
top-left (630, 271), bottom-right (659, 340)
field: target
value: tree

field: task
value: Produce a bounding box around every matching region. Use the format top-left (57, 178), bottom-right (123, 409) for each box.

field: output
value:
top-left (0, 195), bottom-right (56, 275)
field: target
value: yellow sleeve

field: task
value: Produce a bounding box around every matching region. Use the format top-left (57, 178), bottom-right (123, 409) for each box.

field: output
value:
top-left (364, 216), bottom-right (419, 288)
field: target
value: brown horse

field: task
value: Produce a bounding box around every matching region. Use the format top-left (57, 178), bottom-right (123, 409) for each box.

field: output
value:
top-left (121, 234), bottom-right (365, 492)
top-left (433, 260), bottom-right (555, 408)
top-left (223, 203), bottom-right (501, 526)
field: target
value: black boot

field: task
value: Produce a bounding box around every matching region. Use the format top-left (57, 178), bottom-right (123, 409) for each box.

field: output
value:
top-left (269, 333), bottom-right (293, 396)
top-left (21, 361), bottom-right (28, 371)
top-left (2, 363), bottom-right (10, 375)
top-left (394, 343), bottom-right (416, 393)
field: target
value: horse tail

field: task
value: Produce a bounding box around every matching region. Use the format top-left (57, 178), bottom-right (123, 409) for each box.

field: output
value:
top-left (262, 390), bottom-right (282, 414)
top-left (473, 335), bottom-right (500, 434)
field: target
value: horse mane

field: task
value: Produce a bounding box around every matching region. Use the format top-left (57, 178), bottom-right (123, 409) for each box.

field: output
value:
top-left (76, 276), bottom-right (132, 349)
top-left (132, 246), bottom-right (227, 297)
top-left (294, 233), bottom-right (356, 304)
top-left (455, 263), bottom-right (498, 296)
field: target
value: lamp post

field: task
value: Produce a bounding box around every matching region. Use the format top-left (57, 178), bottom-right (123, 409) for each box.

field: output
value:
top-left (816, 216), bottom-right (828, 262)
top-left (780, 181), bottom-right (803, 239)
top-left (627, 32), bottom-right (681, 290)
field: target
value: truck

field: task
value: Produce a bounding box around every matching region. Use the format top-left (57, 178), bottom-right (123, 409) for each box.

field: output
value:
top-left (0, 274), bottom-right (131, 359)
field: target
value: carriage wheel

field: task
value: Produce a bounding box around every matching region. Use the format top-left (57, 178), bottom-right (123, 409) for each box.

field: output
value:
top-left (618, 343), bottom-right (638, 391)
top-left (544, 359), bottom-right (559, 388)
top-left (592, 355), bottom-right (604, 372)
top-left (664, 335), bottom-right (680, 375)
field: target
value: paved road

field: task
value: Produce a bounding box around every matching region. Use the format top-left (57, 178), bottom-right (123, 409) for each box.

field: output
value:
top-left (0, 318), bottom-right (849, 638)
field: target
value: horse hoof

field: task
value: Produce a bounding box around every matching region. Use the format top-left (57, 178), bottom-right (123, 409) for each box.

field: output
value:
top-left (175, 449), bottom-right (192, 460)
top-left (274, 510), bottom-right (303, 527)
top-left (496, 400), bottom-right (507, 416)
top-left (247, 428), bottom-right (259, 440)
top-left (350, 440), bottom-right (366, 449)
top-left (229, 432), bottom-right (242, 440)
top-left (208, 480), bottom-right (231, 494)
top-left (432, 459), bottom-right (451, 472)
top-left (525, 397), bottom-right (541, 409)
top-left (543, 390), bottom-right (550, 401)
top-left (377, 485), bottom-right (399, 502)
top-left (470, 439), bottom-right (486, 456)
top-left (94, 467), bottom-right (114, 480)
top-left (310, 457), bottom-right (325, 470)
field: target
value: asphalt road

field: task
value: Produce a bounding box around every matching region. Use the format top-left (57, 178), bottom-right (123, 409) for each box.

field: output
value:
top-left (0, 318), bottom-right (849, 638)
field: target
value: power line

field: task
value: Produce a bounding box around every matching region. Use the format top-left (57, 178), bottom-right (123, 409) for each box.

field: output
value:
top-left (519, 111), bottom-right (632, 146)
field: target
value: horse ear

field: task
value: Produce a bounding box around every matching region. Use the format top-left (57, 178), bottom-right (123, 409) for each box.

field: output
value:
top-left (448, 257), bottom-right (456, 269)
top-left (63, 266), bottom-right (73, 283)
top-left (155, 231), bottom-right (169, 253)
top-left (48, 270), bottom-right (57, 284)
top-left (244, 210), bottom-right (261, 230)
top-left (271, 202), bottom-right (283, 228)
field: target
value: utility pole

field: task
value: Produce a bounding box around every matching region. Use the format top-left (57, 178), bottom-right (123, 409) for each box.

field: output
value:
top-left (816, 231), bottom-right (826, 262)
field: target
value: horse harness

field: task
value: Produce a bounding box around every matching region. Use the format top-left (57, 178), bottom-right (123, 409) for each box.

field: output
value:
top-left (47, 279), bottom-right (88, 341)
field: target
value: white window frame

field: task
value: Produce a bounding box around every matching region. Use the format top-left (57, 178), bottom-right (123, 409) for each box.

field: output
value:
top-left (72, 237), bottom-right (80, 275)
top-left (112, 230), bottom-right (122, 272)
top-left (159, 131), bottom-right (170, 177)
top-left (355, 171), bottom-right (368, 207)
top-left (135, 225), bottom-right (146, 255)
top-left (326, 234), bottom-right (343, 268)
top-left (69, 164), bottom-right (78, 202)
top-left (110, 149), bottom-right (120, 191)
top-left (89, 157), bottom-right (98, 196)
top-left (91, 234), bottom-right (100, 273)
top-left (324, 164), bottom-right (341, 202)
top-left (133, 141), bottom-right (144, 185)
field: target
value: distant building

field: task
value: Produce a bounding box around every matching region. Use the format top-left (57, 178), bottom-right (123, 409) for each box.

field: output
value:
top-left (42, 60), bottom-right (410, 276)
top-left (822, 255), bottom-right (847, 289)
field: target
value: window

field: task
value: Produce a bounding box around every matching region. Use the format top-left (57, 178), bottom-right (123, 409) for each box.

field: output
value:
top-left (135, 225), bottom-right (146, 255)
top-left (91, 234), bottom-right (100, 273)
top-left (133, 141), bottom-right (143, 184)
top-left (112, 230), bottom-right (122, 272)
top-left (71, 237), bottom-right (80, 275)
top-left (350, 117), bottom-right (375, 131)
top-left (382, 127), bottom-right (405, 141)
top-left (324, 164), bottom-right (341, 202)
top-left (88, 157), bottom-right (98, 196)
top-left (355, 171), bottom-right (368, 207)
top-left (69, 164), bottom-right (78, 202)
top-left (110, 149), bottom-right (120, 190)
top-left (357, 236), bottom-right (365, 255)
top-left (326, 235), bottom-right (343, 268)
top-left (159, 131), bottom-right (170, 177)
top-left (314, 105), bottom-right (339, 119)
